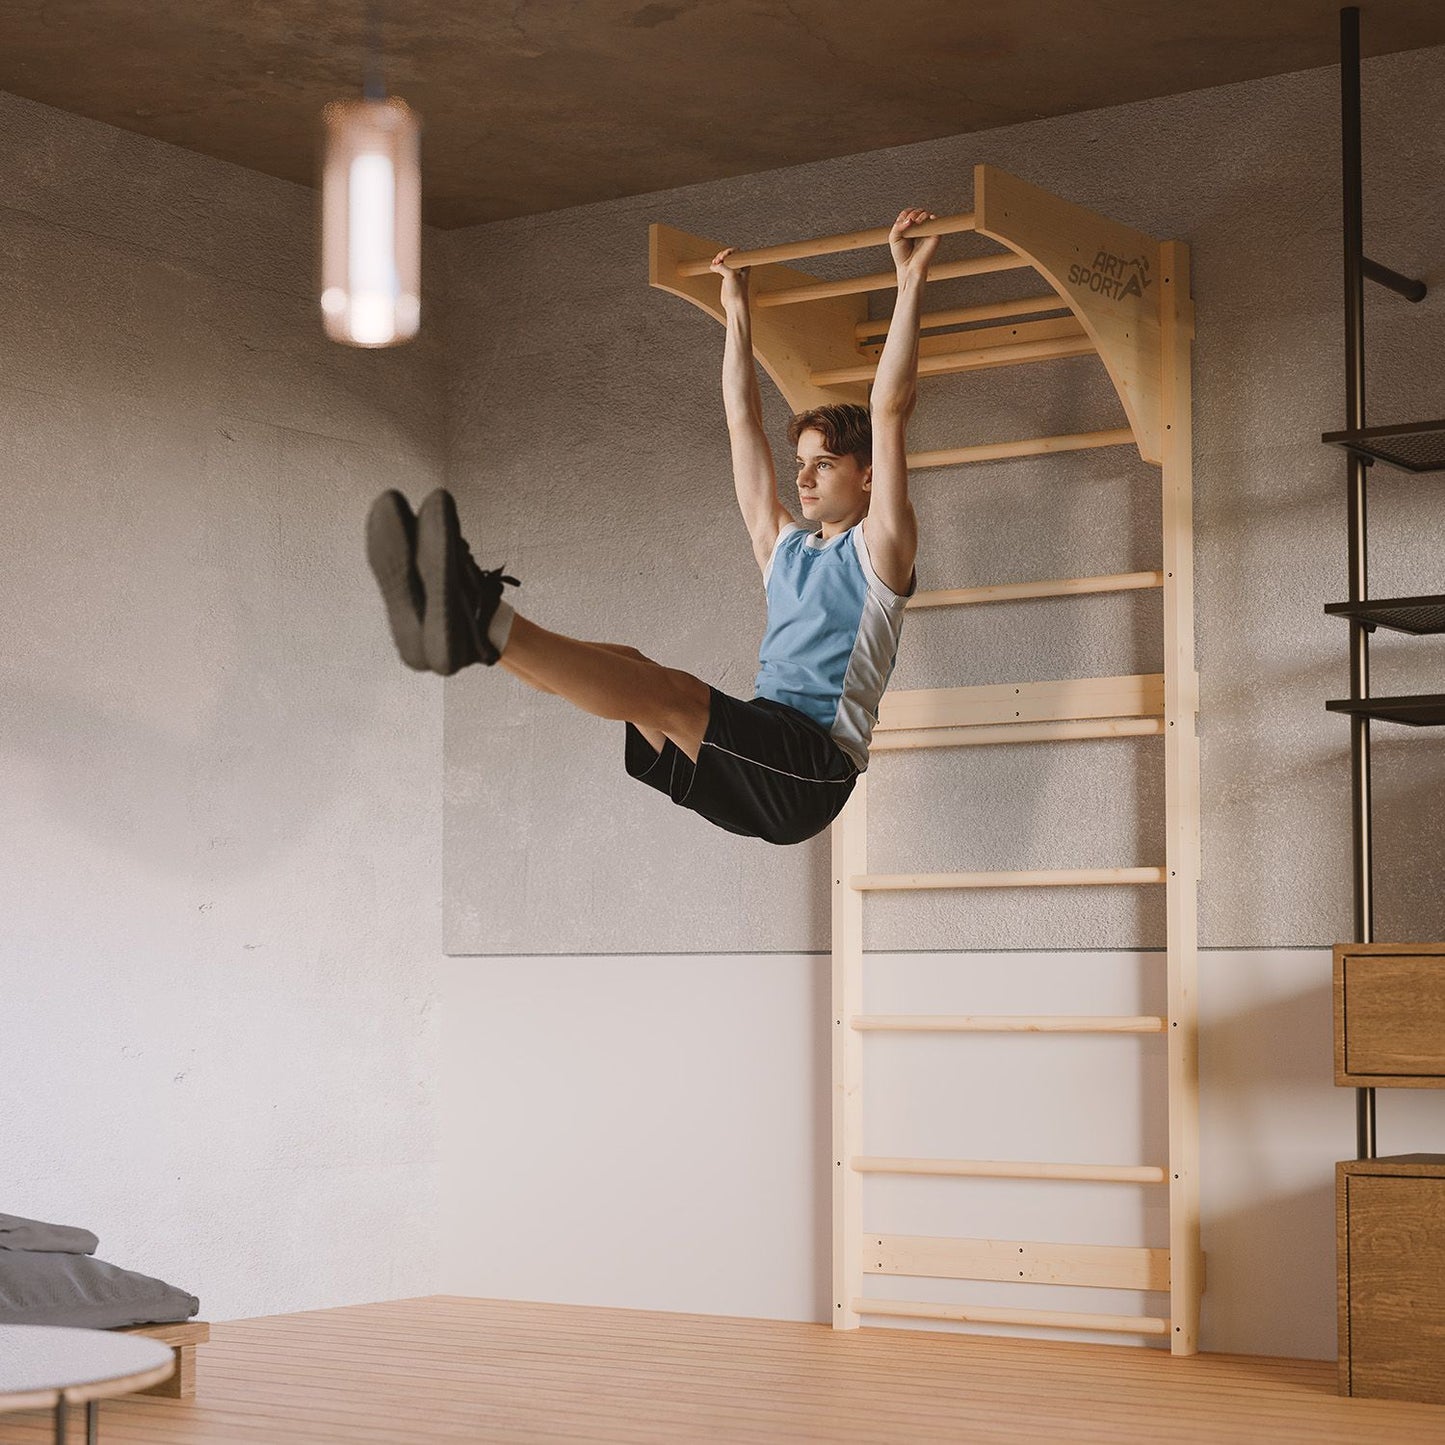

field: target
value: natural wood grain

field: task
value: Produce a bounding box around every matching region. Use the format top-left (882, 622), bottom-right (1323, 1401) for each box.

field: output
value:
top-left (1334, 945), bottom-right (1445, 1085)
top-left (851, 1014), bottom-right (1166, 1033)
top-left (855, 293), bottom-right (1067, 339)
top-left (851, 866), bottom-right (1166, 892)
top-left (876, 674), bottom-right (1165, 733)
top-left (855, 1298), bottom-right (1170, 1335)
top-left (648, 221), bottom-right (869, 411)
top-left (832, 778), bottom-right (867, 1331)
top-left (870, 717), bottom-right (1165, 750)
top-left (906, 424), bottom-right (1138, 469)
top-left (1338, 1157), bottom-right (1445, 1404)
top-left (867, 1235), bottom-right (1171, 1290)
top-left (975, 163), bottom-right (1165, 464)
top-left (852, 1157), bottom-right (1167, 1183)
top-left (119, 1323), bottom-right (209, 1398)
top-left (676, 211), bottom-right (977, 275)
top-left (908, 570), bottom-right (1164, 609)
top-left (1159, 237), bottom-right (1203, 1354)
top-left (652, 169), bottom-right (1202, 1364)
top-left (2, 1296), bottom-right (1439, 1443)
top-left (753, 252), bottom-right (1034, 309)
top-left (813, 318), bottom-right (1097, 385)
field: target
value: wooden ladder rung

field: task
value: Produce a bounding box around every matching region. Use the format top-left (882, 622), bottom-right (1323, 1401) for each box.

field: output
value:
top-left (853, 1157), bottom-right (1168, 1184)
top-left (753, 252), bottom-right (1035, 310)
top-left (872, 718), bottom-right (1165, 751)
top-left (814, 320), bottom-right (1094, 387)
top-left (908, 426), bottom-right (1136, 469)
top-left (852, 1015), bottom-right (1166, 1033)
top-left (856, 293), bottom-right (1067, 340)
top-left (676, 211), bottom-right (977, 277)
top-left (853, 1299), bottom-right (1170, 1335)
top-left (909, 570), bottom-right (1164, 609)
top-left (867, 1235), bottom-right (1172, 1291)
top-left (852, 867), bottom-right (1166, 892)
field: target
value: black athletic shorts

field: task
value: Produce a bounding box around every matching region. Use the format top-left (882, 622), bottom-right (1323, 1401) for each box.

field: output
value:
top-left (624, 687), bottom-right (860, 846)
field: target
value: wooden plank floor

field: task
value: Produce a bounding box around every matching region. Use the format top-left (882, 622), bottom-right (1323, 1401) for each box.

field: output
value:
top-left (3, 1296), bottom-right (1444, 1444)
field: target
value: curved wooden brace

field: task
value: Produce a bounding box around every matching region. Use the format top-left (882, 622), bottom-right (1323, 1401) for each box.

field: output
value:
top-left (649, 222), bottom-right (868, 412)
top-left (974, 163), bottom-right (1179, 466)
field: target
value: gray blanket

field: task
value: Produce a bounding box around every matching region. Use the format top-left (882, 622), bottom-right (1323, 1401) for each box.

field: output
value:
top-left (0, 1249), bottom-right (200, 1329)
top-left (0, 1212), bottom-right (199, 1328)
top-left (0, 1212), bottom-right (98, 1255)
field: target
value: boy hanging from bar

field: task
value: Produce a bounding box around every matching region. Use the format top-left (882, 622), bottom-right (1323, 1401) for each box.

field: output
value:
top-left (365, 209), bottom-right (939, 845)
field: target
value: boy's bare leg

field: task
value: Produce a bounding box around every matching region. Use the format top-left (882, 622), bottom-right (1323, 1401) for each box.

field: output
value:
top-left (499, 615), bottom-right (707, 761)
top-left (501, 643), bottom-right (671, 756)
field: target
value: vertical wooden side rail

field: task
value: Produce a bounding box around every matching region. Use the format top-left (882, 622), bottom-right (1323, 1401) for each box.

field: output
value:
top-left (832, 775), bottom-right (867, 1329)
top-left (1160, 239), bottom-right (1202, 1353)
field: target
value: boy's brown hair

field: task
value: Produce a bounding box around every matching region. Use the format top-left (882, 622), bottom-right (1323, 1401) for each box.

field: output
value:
top-left (786, 403), bottom-right (871, 466)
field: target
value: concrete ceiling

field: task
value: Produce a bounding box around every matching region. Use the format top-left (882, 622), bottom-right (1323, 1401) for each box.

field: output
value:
top-left (2, 1), bottom-right (1443, 229)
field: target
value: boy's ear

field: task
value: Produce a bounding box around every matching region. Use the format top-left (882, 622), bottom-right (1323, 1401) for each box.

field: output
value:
top-left (862, 464), bottom-right (873, 491)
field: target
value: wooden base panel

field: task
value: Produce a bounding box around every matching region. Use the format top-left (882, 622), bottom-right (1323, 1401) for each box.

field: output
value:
top-left (117, 1322), bottom-right (208, 1398)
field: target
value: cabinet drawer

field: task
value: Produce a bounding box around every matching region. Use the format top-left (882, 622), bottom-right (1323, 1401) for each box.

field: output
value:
top-left (1338, 1158), bottom-right (1445, 1402)
top-left (1334, 945), bottom-right (1445, 1086)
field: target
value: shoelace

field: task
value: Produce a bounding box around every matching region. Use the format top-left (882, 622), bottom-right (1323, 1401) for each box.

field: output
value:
top-left (457, 541), bottom-right (520, 650)
top-left (474, 560), bottom-right (520, 591)
top-left (459, 538), bottom-right (519, 593)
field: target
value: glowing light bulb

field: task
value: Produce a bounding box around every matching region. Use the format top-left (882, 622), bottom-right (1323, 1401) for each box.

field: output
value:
top-left (319, 97), bottom-right (421, 347)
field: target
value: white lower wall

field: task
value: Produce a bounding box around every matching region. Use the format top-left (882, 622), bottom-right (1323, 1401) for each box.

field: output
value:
top-left (440, 946), bottom-right (1443, 1359)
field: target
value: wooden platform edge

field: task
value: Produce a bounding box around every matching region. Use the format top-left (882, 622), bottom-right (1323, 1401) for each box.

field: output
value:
top-left (117, 1320), bottom-right (209, 1398)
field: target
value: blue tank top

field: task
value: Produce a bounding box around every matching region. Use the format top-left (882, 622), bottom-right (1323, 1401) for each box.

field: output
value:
top-left (753, 523), bottom-right (913, 770)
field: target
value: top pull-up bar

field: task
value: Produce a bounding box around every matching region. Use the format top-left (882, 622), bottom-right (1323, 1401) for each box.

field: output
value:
top-left (676, 212), bottom-right (977, 276)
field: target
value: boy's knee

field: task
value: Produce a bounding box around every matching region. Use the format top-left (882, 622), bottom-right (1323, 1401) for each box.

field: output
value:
top-left (658, 668), bottom-right (711, 735)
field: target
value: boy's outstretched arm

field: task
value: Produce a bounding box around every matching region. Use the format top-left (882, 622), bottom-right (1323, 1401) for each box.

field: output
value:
top-left (710, 248), bottom-right (793, 573)
top-left (864, 208), bottom-right (940, 596)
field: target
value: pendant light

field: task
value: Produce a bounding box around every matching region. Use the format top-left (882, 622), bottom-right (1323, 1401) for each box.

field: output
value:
top-left (319, 2), bottom-right (421, 347)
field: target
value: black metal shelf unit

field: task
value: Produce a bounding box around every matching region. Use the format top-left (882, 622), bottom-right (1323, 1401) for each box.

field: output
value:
top-left (1323, 419), bottom-right (1445, 472)
top-left (1324, 596), bottom-right (1445, 635)
top-left (1323, 7), bottom-right (1438, 1162)
top-left (1326, 694), bottom-right (1445, 726)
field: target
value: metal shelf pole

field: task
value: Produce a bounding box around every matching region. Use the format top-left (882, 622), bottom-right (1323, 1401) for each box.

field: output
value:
top-left (1340, 4), bottom-right (1376, 1161)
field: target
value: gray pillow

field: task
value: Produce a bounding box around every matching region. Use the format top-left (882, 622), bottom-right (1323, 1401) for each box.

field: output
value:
top-left (0, 1250), bottom-right (199, 1328)
top-left (0, 1213), bottom-right (98, 1255)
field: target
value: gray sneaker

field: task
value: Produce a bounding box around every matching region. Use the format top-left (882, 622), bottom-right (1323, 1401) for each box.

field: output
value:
top-left (365, 490), bottom-right (427, 671)
top-left (416, 489), bottom-right (520, 675)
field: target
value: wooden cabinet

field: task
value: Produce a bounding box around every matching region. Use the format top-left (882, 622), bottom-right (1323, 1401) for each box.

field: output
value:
top-left (1335, 943), bottom-right (1445, 1400)
top-left (1337, 1156), bottom-right (1445, 1403)
top-left (1334, 944), bottom-right (1445, 1086)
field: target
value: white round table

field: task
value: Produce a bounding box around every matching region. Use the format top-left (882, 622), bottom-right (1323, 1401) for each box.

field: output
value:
top-left (0, 1325), bottom-right (174, 1444)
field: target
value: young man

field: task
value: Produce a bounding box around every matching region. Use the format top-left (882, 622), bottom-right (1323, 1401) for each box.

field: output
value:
top-left (366, 208), bottom-right (938, 845)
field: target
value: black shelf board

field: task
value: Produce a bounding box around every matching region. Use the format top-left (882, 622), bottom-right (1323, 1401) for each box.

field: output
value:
top-left (1326, 694), bottom-right (1445, 726)
top-left (1322, 419), bottom-right (1445, 473)
top-left (1325, 595), bottom-right (1445, 634)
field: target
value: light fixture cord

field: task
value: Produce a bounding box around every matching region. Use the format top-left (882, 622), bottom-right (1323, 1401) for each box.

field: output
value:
top-left (363, 0), bottom-right (385, 100)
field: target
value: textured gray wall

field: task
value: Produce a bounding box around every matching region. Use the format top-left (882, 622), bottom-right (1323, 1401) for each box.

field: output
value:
top-left (1, 90), bottom-right (449, 1317)
top-left (440, 46), bottom-right (1445, 955)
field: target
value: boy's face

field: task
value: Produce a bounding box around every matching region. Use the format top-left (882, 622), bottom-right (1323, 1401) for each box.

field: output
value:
top-left (794, 428), bottom-right (871, 525)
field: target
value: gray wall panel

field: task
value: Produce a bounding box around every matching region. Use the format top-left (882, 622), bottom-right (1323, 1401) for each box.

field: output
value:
top-left (443, 47), bottom-right (1445, 954)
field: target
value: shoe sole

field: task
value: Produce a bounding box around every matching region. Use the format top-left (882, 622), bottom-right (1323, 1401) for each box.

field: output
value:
top-left (365, 490), bottom-right (427, 671)
top-left (417, 489), bottom-right (467, 676)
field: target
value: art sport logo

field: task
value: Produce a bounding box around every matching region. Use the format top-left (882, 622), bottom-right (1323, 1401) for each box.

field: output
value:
top-left (1068, 247), bottom-right (1152, 302)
